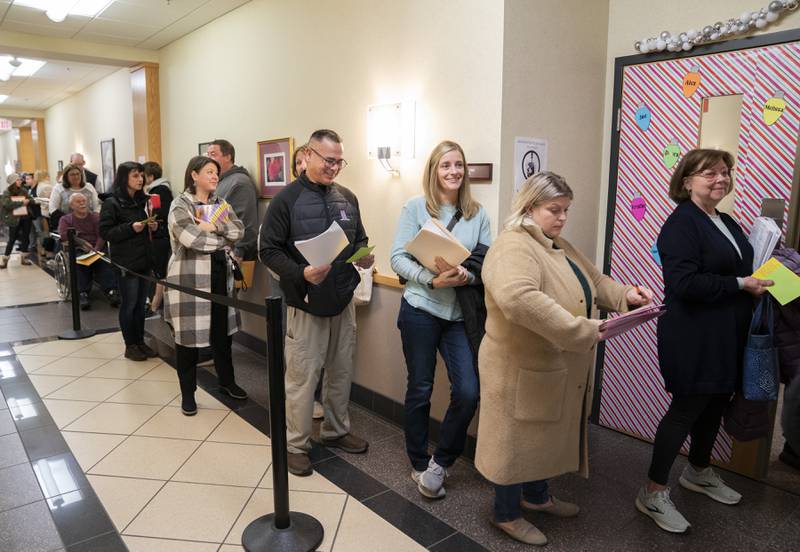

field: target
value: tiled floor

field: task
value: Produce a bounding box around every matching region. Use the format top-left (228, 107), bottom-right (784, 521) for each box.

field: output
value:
top-left (8, 332), bottom-right (428, 551)
top-left (0, 258), bottom-right (62, 308)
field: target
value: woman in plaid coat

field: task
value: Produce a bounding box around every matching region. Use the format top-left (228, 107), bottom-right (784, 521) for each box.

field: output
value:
top-left (165, 156), bottom-right (246, 416)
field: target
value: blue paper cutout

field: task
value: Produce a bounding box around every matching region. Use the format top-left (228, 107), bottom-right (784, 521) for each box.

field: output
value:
top-left (635, 104), bottom-right (652, 132)
top-left (650, 242), bottom-right (662, 266)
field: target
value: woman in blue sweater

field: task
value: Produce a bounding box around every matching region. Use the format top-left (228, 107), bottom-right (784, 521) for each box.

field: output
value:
top-left (391, 140), bottom-right (492, 499)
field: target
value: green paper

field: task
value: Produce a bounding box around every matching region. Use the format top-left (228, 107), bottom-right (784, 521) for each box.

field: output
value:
top-left (755, 259), bottom-right (800, 306)
top-left (346, 245), bottom-right (375, 264)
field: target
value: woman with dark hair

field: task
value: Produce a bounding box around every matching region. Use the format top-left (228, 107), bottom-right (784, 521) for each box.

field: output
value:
top-left (0, 173), bottom-right (33, 268)
top-left (99, 161), bottom-right (158, 362)
top-left (164, 156), bottom-right (246, 415)
top-left (636, 149), bottom-right (772, 533)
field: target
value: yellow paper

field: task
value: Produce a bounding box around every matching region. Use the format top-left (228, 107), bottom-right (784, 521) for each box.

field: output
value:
top-left (75, 252), bottom-right (103, 266)
top-left (752, 257), bottom-right (800, 306)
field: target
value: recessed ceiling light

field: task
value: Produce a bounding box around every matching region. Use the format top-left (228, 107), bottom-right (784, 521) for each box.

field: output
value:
top-left (0, 56), bottom-right (46, 77)
top-left (0, 95), bottom-right (8, 103)
top-left (14, 1), bottom-right (113, 20)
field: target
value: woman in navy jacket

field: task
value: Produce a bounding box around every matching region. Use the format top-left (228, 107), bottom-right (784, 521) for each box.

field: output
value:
top-left (636, 149), bottom-right (772, 534)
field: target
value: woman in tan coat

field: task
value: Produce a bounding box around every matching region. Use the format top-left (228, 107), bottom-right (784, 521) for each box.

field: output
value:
top-left (476, 172), bottom-right (652, 546)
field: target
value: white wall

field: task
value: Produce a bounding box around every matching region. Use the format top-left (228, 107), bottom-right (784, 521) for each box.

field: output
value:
top-left (44, 67), bottom-right (134, 190)
top-left (499, 0), bottom-right (610, 259)
top-left (597, 0), bottom-right (800, 260)
top-left (0, 129), bottom-right (18, 187)
top-left (159, 0), bottom-right (505, 278)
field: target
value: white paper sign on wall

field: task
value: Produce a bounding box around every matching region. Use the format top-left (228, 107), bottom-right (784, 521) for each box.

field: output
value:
top-left (514, 136), bottom-right (548, 192)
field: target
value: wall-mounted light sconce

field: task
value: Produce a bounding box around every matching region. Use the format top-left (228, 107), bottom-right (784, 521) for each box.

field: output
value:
top-left (367, 101), bottom-right (415, 176)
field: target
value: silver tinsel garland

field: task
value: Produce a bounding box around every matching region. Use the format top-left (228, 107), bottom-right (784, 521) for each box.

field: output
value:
top-left (634, 0), bottom-right (798, 54)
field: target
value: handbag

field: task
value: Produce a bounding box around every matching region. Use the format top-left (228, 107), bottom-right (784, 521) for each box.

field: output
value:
top-left (723, 393), bottom-right (771, 441)
top-left (742, 296), bottom-right (779, 401)
top-left (353, 264), bottom-right (374, 306)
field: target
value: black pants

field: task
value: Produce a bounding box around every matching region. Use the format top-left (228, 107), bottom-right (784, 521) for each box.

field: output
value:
top-left (4, 219), bottom-right (31, 256)
top-left (175, 253), bottom-right (235, 397)
top-left (648, 393), bottom-right (731, 485)
top-left (118, 272), bottom-right (148, 346)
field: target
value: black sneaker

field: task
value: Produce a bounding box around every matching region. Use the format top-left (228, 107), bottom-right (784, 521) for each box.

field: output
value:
top-left (105, 289), bottom-right (120, 307)
top-left (181, 395), bottom-right (197, 416)
top-left (780, 444), bottom-right (800, 471)
top-left (219, 382), bottom-right (248, 400)
top-left (79, 292), bottom-right (91, 310)
top-left (137, 343), bottom-right (158, 358)
top-left (124, 345), bottom-right (147, 362)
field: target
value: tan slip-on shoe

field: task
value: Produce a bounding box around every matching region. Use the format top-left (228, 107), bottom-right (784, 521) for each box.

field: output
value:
top-left (522, 495), bottom-right (580, 518)
top-left (491, 518), bottom-right (548, 546)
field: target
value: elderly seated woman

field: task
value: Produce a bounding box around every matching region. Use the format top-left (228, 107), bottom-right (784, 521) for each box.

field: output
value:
top-left (58, 194), bottom-right (119, 310)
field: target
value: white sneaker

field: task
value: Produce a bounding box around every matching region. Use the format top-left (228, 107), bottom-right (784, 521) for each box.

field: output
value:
top-left (418, 458), bottom-right (447, 499)
top-left (679, 465), bottom-right (742, 505)
top-left (635, 486), bottom-right (690, 533)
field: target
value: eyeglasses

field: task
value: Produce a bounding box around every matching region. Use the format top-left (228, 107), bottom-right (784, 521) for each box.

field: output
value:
top-left (307, 146), bottom-right (348, 170)
top-left (690, 168), bottom-right (734, 181)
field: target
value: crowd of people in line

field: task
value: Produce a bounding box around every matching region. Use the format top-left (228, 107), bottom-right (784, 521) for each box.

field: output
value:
top-left (2, 130), bottom-right (799, 547)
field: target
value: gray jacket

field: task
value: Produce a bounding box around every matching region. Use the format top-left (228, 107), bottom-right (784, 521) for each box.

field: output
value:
top-left (216, 166), bottom-right (258, 260)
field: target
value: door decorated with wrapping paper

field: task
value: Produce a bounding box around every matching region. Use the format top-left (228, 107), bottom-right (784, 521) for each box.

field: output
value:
top-left (599, 37), bottom-right (800, 476)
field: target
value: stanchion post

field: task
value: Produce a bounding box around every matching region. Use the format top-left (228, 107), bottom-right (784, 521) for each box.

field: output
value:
top-left (241, 296), bottom-right (323, 552)
top-left (59, 228), bottom-right (96, 340)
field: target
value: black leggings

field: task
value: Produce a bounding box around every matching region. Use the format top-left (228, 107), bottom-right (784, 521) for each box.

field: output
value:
top-left (4, 219), bottom-right (31, 256)
top-left (648, 393), bottom-right (731, 485)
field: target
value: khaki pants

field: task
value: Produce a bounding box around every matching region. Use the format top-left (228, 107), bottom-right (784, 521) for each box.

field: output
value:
top-left (284, 301), bottom-right (356, 453)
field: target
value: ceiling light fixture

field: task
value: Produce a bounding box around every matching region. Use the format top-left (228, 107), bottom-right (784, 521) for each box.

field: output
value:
top-left (13, 1), bottom-right (114, 22)
top-left (0, 95), bottom-right (8, 103)
top-left (0, 56), bottom-right (46, 78)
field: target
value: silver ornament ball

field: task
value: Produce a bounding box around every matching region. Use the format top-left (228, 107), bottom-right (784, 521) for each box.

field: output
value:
top-left (768, 0), bottom-right (783, 11)
top-left (660, 31), bottom-right (671, 40)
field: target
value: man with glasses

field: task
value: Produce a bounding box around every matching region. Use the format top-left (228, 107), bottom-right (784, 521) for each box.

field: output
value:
top-left (260, 129), bottom-right (374, 476)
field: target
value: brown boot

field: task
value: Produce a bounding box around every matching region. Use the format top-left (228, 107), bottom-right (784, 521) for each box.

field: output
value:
top-left (0, 255), bottom-right (7, 269)
top-left (320, 432), bottom-right (368, 454)
top-left (20, 253), bottom-right (32, 265)
top-left (287, 452), bottom-right (313, 476)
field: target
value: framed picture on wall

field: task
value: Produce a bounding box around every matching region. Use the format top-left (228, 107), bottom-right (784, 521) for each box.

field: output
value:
top-left (257, 137), bottom-right (294, 198)
top-left (100, 139), bottom-right (116, 193)
top-left (198, 141), bottom-right (214, 156)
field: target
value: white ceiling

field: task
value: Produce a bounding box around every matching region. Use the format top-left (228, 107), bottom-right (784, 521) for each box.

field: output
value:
top-left (0, 57), bottom-right (121, 109)
top-left (0, 0), bottom-right (250, 110)
top-left (0, 0), bottom-right (251, 49)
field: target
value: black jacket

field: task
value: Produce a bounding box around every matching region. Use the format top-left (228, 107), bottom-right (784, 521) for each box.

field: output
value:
top-left (99, 188), bottom-right (155, 274)
top-left (147, 180), bottom-right (174, 241)
top-left (657, 200), bottom-right (754, 394)
top-left (259, 174), bottom-right (368, 316)
top-left (457, 243), bottom-right (489, 364)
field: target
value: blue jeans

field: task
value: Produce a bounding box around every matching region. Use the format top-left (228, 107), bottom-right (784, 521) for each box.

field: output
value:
top-left (494, 480), bottom-right (549, 522)
top-left (118, 272), bottom-right (148, 346)
top-left (397, 298), bottom-right (479, 471)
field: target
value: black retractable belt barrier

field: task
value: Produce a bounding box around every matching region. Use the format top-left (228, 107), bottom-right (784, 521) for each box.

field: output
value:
top-left (241, 296), bottom-right (324, 552)
top-left (59, 228), bottom-right (96, 340)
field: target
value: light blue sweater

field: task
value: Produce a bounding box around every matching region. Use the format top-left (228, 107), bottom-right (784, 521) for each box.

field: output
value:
top-left (390, 196), bottom-right (492, 321)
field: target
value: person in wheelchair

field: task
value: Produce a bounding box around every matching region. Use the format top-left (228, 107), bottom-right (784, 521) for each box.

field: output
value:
top-left (58, 194), bottom-right (120, 310)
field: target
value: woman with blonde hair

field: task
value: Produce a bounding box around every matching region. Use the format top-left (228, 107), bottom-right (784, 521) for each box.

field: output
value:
top-left (390, 140), bottom-right (492, 499)
top-left (476, 172), bottom-right (652, 545)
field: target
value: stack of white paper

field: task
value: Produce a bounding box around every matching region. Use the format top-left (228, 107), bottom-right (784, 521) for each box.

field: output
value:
top-left (748, 216), bottom-right (781, 272)
top-left (294, 221), bottom-right (350, 267)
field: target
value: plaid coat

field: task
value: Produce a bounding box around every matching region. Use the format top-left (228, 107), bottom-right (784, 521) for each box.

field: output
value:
top-left (164, 192), bottom-right (244, 347)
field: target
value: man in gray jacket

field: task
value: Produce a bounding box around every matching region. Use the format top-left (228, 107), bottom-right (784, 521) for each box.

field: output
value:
top-left (207, 139), bottom-right (258, 261)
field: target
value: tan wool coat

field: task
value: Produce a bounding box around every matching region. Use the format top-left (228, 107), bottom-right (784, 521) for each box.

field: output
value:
top-left (475, 221), bottom-right (632, 485)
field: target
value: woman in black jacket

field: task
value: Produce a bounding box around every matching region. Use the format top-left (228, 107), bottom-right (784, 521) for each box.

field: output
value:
top-left (636, 149), bottom-right (772, 534)
top-left (99, 161), bottom-right (158, 362)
